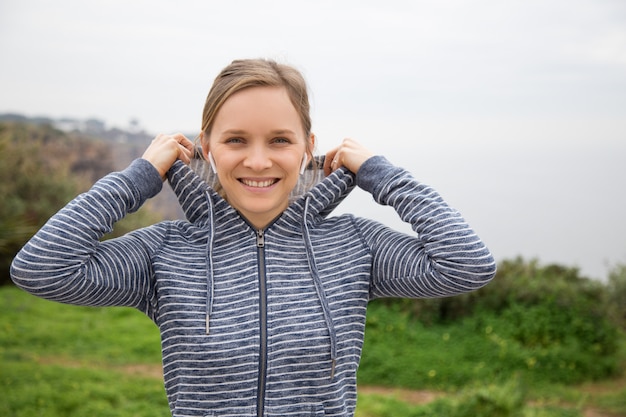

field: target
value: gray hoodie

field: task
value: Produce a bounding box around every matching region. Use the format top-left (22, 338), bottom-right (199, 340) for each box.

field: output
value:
top-left (11, 155), bottom-right (496, 417)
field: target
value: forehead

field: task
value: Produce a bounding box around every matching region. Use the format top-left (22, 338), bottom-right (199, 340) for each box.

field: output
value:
top-left (212, 86), bottom-right (304, 135)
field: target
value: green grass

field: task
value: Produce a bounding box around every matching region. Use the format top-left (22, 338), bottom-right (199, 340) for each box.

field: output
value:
top-left (1, 286), bottom-right (625, 417)
top-left (1, 361), bottom-right (169, 417)
top-left (1, 287), bottom-right (162, 365)
top-left (0, 286), bottom-right (166, 416)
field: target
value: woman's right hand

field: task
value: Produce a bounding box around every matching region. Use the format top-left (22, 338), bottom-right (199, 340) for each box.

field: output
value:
top-left (142, 133), bottom-right (195, 180)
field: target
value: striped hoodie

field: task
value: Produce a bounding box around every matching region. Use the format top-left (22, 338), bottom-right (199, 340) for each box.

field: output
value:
top-left (11, 154), bottom-right (496, 417)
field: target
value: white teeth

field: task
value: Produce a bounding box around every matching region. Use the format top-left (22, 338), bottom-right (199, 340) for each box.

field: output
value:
top-left (241, 179), bottom-right (276, 188)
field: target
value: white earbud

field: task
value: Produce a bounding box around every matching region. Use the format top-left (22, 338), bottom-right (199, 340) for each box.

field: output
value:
top-left (208, 151), bottom-right (217, 174)
top-left (299, 152), bottom-right (308, 175)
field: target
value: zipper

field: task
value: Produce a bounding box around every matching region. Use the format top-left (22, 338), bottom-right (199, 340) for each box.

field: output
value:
top-left (256, 228), bottom-right (268, 417)
top-left (256, 229), bottom-right (265, 248)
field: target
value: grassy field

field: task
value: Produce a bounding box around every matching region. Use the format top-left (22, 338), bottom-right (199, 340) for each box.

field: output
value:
top-left (1, 286), bottom-right (625, 417)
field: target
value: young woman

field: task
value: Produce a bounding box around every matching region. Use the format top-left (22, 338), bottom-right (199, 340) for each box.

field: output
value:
top-left (11, 58), bottom-right (496, 417)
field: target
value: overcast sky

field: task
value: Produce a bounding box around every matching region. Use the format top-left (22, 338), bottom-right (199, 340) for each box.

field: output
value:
top-left (1, 0), bottom-right (625, 280)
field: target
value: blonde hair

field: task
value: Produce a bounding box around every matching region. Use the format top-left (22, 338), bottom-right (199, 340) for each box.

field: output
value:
top-left (201, 58), bottom-right (313, 152)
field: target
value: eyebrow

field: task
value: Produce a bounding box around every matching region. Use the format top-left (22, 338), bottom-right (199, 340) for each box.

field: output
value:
top-left (221, 129), bottom-right (297, 136)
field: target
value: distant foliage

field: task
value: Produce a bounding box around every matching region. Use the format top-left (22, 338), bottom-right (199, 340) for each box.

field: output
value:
top-left (1, 123), bottom-right (81, 284)
top-left (606, 264), bottom-right (626, 329)
top-left (364, 257), bottom-right (624, 386)
top-left (382, 257), bottom-right (613, 325)
top-left (0, 122), bottom-right (161, 285)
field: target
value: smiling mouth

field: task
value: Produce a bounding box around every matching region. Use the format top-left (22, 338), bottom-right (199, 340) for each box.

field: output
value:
top-left (239, 178), bottom-right (279, 188)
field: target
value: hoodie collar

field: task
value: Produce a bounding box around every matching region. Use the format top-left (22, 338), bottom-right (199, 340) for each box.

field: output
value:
top-left (166, 155), bottom-right (357, 227)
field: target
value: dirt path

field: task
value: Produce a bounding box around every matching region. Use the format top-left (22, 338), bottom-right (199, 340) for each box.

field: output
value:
top-left (358, 385), bottom-right (443, 405)
top-left (577, 374), bottom-right (626, 417)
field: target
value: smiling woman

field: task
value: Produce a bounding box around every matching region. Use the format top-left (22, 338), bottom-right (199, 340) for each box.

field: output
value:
top-left (11, 58), bottom-right (497, 417)
top-left (203, 86), bottom-right (311, 229)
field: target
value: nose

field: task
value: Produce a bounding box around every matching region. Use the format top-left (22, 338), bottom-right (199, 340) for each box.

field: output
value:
top-left (243, 145), bottom-right (272, 171)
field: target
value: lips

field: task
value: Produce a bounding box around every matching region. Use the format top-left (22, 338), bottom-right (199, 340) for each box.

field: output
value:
top-left (239, 178), bottom-right (279, 188)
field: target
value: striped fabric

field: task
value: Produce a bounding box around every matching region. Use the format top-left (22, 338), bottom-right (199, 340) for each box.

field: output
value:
top-left (11, 155), bottom-right (496, 417)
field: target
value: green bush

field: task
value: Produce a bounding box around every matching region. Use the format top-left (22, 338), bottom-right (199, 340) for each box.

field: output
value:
top-left (365, 258), bottom-right (623, 385)
top-left (606, 264), bottom-right (626, 329)
top-left (444, 379), bottom-right (527, 417)
top-left (466, 311), bottom-right (620, 385)
top-left (359, 298), bottom-right (622, 389)
top-left (0, 122), bottom-right (165, 285)
top-left (380, 258), bottom-right (614, 325)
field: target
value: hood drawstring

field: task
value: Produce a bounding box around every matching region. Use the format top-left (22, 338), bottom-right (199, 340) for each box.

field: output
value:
top-left (172, 157), bottom-right (350, 378)
top-left (302, 196), bottom-right (338, 380)
top-left (205, 192), bottom-right (216, 335)
top-left (165, 160), bottom-right (216, 335)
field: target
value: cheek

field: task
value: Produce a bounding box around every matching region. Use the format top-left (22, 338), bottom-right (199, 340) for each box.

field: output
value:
top-left (284, 152), bottom-right (306, 173)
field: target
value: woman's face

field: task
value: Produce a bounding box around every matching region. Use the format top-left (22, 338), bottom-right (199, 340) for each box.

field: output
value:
top-left (205, 86), bottom-right (312, 229)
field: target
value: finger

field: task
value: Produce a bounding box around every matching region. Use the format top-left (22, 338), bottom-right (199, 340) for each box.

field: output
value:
top-left (178, 144), bottom-right (192, 165)
top-left (167, 133), bottom-right (189, 147)
top-left (324, 148), bottom-right (339, 175)
top-left (178, 143), bottom-right (192, 159)
top-left (332, 154), bottom-right (341, 170)
top-left (166, 134), bottom-right (195, 165)
top-left (174, 133), bottom-right (195, 152)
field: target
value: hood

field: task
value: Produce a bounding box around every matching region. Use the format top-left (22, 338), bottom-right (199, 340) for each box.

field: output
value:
top-left (165, 152), bottom-right (357, 380)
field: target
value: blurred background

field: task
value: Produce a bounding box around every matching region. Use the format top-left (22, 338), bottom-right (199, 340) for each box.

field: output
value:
top-left (0, 0), bottom-right (626, 279)
top-left (1, 0), bottom-right (625, 281)
top-left (1, 2), bottom-right (626, 416)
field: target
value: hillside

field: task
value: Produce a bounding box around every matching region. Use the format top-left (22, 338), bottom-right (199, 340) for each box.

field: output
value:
top-left (0, 117), bottom-right (185, 285)
top-left (0, 113), bottom-right (185, 220)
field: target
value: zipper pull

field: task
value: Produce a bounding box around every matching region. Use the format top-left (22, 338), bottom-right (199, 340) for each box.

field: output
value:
top-left (256, 229), bottom-right (265, 248)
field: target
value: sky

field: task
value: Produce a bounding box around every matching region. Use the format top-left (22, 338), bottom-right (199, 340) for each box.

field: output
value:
top-left (1, 0), bottom-right (625, 280)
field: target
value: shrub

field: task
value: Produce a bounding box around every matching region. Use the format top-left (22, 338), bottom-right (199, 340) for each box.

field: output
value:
top-left (0, 122), bottom-right (165, 285)
top-left (606, 263), bottom-right (626, 329)
top-left (381, 258), bottom-right (614, 325)
top-left (371, 258), bottom-right (623, 383)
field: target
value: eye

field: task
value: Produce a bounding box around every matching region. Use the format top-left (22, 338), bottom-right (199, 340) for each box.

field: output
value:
top-left (225, 137), bottom-right (244, 144)
top-left (272, 137), bottom-right (291, 144)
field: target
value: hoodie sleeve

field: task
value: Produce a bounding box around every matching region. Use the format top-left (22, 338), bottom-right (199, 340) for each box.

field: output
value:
top-left (10, 158), bottom-right (166, 310)
top-left (354, 156), bottom-right (496, 299)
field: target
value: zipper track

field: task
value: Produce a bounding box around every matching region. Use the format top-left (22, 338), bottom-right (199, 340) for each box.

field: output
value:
top-left (256, 229), bottom-right (268, 417)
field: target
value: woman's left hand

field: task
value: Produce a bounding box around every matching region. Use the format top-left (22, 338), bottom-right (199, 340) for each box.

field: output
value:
top-left (324, 138), bottom-right (375, 176)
